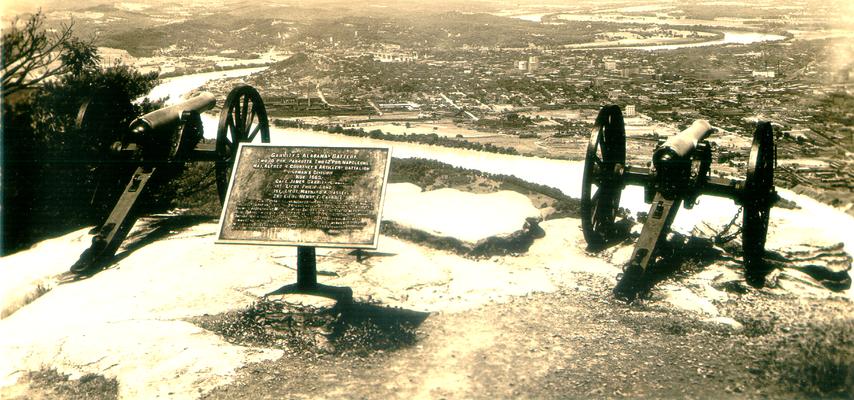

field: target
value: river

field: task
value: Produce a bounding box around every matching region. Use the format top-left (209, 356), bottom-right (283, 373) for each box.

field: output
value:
top-left (144, 66), bottom-right (268, 105)
top-left (613, 31), bottom-right (787, 51)
top-left (154, 63), bottom-right (854, 254)
top-left (552, 13), bottom-right (756, 30)
top-left (507, 12), bottom-right (787, 50)
top-left (561, 30), bottom-right (786, 51)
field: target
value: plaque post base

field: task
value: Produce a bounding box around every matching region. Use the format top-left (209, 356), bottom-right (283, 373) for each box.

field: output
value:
top-left (265, 246), bottom-right (353, 302)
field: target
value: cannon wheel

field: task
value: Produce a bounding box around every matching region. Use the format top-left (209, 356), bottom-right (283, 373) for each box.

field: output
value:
top-left (76, 87), bottom-right (134, 152)
top-left (76, 88), bottom-right (135, 218)
top-left (216, 84), bottom-right (270, 204)
top-left (581, 105), bottom-right (626, 251)
top-left (742, 121), bottom-right (775, 284)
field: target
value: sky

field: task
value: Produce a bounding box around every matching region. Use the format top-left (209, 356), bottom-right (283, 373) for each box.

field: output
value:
top-left (2, 0), bottom-right (852, 27)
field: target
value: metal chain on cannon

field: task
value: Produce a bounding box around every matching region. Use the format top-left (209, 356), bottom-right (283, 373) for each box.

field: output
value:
top-left (714, 206), bottom-right (744, 246)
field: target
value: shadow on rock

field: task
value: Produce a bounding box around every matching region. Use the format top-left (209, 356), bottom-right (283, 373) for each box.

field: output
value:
top-left (381, 217), bottom-right (546, 258)
top-left (614, 232), bottom-right (727, 299)
top-left (63, 215), bottom-right (216, 282)
top-left (652, 233), bottom-right (726, 278)
top-left (763, 243), bottom-right (852, 291)
top-left (585, 217), bottom-right (635, 253)
top-left (191, 298), bottom-right (429, 357)
top-left (626, 232), bottom-right (852, 296)
top-left (115, 215), bottom-right (216, 259)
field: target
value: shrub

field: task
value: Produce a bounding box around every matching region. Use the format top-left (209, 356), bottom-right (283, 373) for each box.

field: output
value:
top-left (2, 49), bottom-right (160, 254)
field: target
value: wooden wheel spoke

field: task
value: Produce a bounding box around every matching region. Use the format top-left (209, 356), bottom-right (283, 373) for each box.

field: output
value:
top-left (244, 104), bottom-right (256, 136)
top-left (248, 123), bottom-right (262, 141)
top-left (240, 96), bottom-right (250, 135)
top-left (233, 101), bottom-right (243, 134)
top-left (227, 113), bottom-right (238, 136)
top-left (596, 133), bottom-right (606, 151)
top-left (590, 193), bottom-right (602, 230)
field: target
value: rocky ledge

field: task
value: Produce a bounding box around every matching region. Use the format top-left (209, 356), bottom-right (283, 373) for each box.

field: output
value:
top-left (381, 183), bottom-right (545, 257)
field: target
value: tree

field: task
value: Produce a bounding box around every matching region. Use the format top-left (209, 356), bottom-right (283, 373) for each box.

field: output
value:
top-left (1, 11), bottom-right (99, 96)
top-left (2, 12), bottom-right (160, 255)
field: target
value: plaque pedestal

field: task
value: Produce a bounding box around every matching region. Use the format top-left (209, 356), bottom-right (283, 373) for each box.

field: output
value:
top-left (266, 246), bottom-right (354, 302)
top-left (297, 246), bottom-right (317, 288)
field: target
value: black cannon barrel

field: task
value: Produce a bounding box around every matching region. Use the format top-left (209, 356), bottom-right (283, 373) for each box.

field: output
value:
top-left (129, 92), bottom-right (216, 134)
top-left (653, 119), bottom-right (712, 165)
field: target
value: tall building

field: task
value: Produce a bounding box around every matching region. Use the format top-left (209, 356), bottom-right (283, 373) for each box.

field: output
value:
top-left (528, 56), bottom-right (539, 72)
top-left (625, 105), bottom-right (636, 117)
top-left (374, 52), bottom-right (418, 63)
top-left (752, 70), bottom-right (776, 79)
top-left (604, 60), bottom-right (617, 71)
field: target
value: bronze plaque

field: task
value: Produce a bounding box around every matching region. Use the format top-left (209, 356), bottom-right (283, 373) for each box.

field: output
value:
top-left (217, 144), bottom-right (392, 248)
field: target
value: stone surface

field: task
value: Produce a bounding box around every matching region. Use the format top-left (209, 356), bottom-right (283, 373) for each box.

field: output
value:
top-left (0, 221), bottom-right (291, 398)
top-left (382, 183), bottom-right (543, 255)
top-left (661, 286), bottom-right (720, 316)
top-left (1, 229), bottom-right (91, 318)
top-left (702, 316), bottom-right (744, 331)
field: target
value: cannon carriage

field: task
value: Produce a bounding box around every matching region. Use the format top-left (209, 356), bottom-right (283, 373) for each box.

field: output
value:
top-left (70, 84), bottom-right (271, 274)
top-left (581, 105), bottom-right (778, 300)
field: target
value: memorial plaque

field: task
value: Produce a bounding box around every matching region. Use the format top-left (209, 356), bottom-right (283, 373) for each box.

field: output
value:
top-left (217, 144), bottom-right (392, 248)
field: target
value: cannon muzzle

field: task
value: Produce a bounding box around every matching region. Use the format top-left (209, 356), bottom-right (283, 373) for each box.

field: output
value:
top-left (651, 119), bottom-right (713, 198)
top-left (653, 119), bottom-right (712, 166)
top-left (129, 92), bottom-right (216, 135)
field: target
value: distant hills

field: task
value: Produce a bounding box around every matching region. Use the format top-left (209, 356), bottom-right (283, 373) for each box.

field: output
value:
top-left (14, 0), bottom-right (837, 58)
top-left (77, 7), bottom-right (618, 57)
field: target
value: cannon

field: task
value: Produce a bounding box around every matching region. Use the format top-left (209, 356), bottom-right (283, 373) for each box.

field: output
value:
top-left (69, 84), bottom-right (270, 274)
top-left (581, 105), bottom-right (778, 300)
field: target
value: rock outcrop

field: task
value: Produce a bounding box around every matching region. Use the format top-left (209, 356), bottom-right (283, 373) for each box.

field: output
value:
top-left (382, 183), bottom-right (545, 257)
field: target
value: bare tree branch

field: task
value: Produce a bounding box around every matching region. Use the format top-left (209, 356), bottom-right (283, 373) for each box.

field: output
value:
top-left (1, 11), bottom-right (93, 96)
